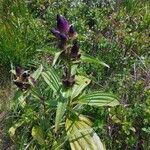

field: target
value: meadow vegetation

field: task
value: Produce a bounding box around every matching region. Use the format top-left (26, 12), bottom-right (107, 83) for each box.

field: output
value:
top-left (0, 0), bottom-right (149, 149)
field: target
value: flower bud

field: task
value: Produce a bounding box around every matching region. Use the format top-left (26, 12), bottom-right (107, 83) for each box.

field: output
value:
top-left (70, 41), bottom-right (80, 60)
top-left (57, 14), bottom-right (69, 33)
top-left (68, 25), bottom-right (77, 38)
top-left (62, 75), bottom-right (75, 87)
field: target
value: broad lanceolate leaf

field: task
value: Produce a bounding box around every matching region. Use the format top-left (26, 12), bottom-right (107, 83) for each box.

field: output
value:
top-left (81, 55), bottom-right (110, 68)
top-left (31, 126), bottom-right (45, 145)
top-left (32, 64), bottom-right (43, 80)
top-left (52, 51), bottom-right (63, 66)
top-left (55, 101), bottom-right (67, 132)
top-left (15, 91), bottom-right (30, 108)
top-left (42, 68), bottom-right (60, 93)
top-left (66, 115), bottom-right (105, 150)
top-left (76, 91), bottom-right (119, 107)
top-left (71, 76), bottom-right (91, 100)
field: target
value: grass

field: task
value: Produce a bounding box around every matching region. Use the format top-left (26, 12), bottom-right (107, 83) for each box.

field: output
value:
top-left (0, 0), bottom-right (150, 149)
top-left (0, 0), bottom-right (46, 74)
top-left (0, 86), bottom-right (12, 150)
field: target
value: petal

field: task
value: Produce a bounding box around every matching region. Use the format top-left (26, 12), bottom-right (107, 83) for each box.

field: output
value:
top-left (13, 80), bottom-right (23, 89)
top-left (22, 70), bottom-right (30, 78)
top-left (70, 41), bottom-right (80, 60)
top-left (15, 66), bottom-right (23, 77)
top-left (51, 28), bottom-right (60, 38)
top-left (22, 82), bottom-right (31, 90)
top-left (62, 79), bottom-right (70, 87)
top-left (57, 14), bottom-right (69, 33)
top-left (68, 25), bottom-right (77, 38)
top-left (59, 33), bottom-right (68, 41)
top-left (71, 41), bottom-right (80, 54)
top-left (69, 25), bottom-right (76, 34)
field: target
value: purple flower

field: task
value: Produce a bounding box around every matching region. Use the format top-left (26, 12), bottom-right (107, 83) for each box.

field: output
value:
top-left (59, 33), bottom-right (68, 41)
top-left (51, 28), bottom-right (61, 38)
top-left (13, 67), bottom-right (36, 91)
top-left (22, 70), bottom-right (30, 78)
top-left (68, 25), bottom-right (76, 37)
top-left (51, 15), bottom-right (76, 39)
top-left (57, 14), bottom-right (70, 33)
top-left (62, 67), bottom-right (75, 87)
top-left (71, 41), bottom-right (79, 53)
top-left (51, 15), bottom-right (69, 38)
top-left (69, 25), bottom-right (75, 34)
top-left (51, 29), bottom-right (68, 41)
top-left (70, 41), bottom-right (81, 60)
top-left (51, 15), bottom-right (78, 49)
top-left (13, 80), bottom-right (30, 91)
top-left (15, 66), bottom-right (23, 77)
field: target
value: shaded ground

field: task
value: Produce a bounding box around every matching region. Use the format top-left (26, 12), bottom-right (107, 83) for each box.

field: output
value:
top-left (0, 74), bottom-right (13, 150)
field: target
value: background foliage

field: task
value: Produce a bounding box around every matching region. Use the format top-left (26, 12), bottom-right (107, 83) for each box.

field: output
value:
top-left (0, 0), bottom-right (150, 149)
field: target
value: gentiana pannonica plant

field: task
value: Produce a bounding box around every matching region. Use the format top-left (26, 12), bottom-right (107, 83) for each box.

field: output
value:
top-left (10, 15), bottom-right (119, 150)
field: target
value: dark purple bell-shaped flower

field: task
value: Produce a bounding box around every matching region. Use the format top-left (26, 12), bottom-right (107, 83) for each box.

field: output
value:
top-left (51, 28), bottom-right (68, 41)
top-left (71, 41), bottom-right (79, 53)
top-left (62, 75), bottom-right (75, 87)
top-left (13, 80), bottom-right (31, 91)
top-left (58, 33), bottom-right (68, 49)
top-left (57, 14), bottom-right (69, 33)
top-left (70, 41), bottom-right (80, 60)
top-left (51, 15), bottom-right (78, 42)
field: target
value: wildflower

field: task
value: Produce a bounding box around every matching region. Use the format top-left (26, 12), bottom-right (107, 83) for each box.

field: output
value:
top-left (62, 67), bottom-right (75, 87)
top-left (51, 28), bottom-right (61, 38)
top-left (68, 25), bottom-right (77, 38)
top-left (57, 14), bottom-right (70, 33)
top-left (70, 41), bottom-right (81, 60)
top-left (51, 15), bottom-right (77, 42)
top-left (62, 75), bottom-right (75, 87)
top-left (13, 67), bottom-right (35, 91)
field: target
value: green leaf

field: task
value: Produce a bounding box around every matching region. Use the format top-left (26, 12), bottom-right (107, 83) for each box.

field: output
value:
top-left (18, 95), bottom-right (27, 108)
top-left (52, 51), bottom-right (63, 66)
top-left (55, 101), bottom-right (67, 132)
top-left (42, 68), bottom-right (60, 93)
top-left (9, 120), bottom-right (24, 138)
top-left (76, 91), bottom-right (119, 107)
top-left (66, 115), bottom-right (105, 150)
top-left (71, 76), bottom-right (91, 100)
top-left (10, 69), bottom-right (16, 75)
top-left (81, 55), bottom-right (109, 68)
top-left (51, 140), bottom-right (61, 150)
top-left (15, 92), bottom-right (30, 108)
top-left (32, 64), bottom-right (43, 80)
top-left (31, 126), bottom-right (45, 145)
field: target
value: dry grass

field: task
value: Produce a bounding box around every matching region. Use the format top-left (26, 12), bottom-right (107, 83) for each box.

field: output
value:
top-left (0, 87), bottom-right (10, 150)
top-left (0, 66), bottom-right (13, 149)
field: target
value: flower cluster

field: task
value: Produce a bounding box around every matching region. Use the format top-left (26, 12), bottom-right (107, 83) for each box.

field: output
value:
top-left (51, 15), bottom-right (77, 47)
top-left (62, 66), bottom-right (75, 87)
top-left (13, 67), bottom-right (35, 91)
top-left (51, 15), bottom-right (81, 87)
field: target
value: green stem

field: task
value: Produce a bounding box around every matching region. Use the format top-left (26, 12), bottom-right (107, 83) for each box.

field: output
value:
top-left (67, 60), bottom-right (72, 79)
